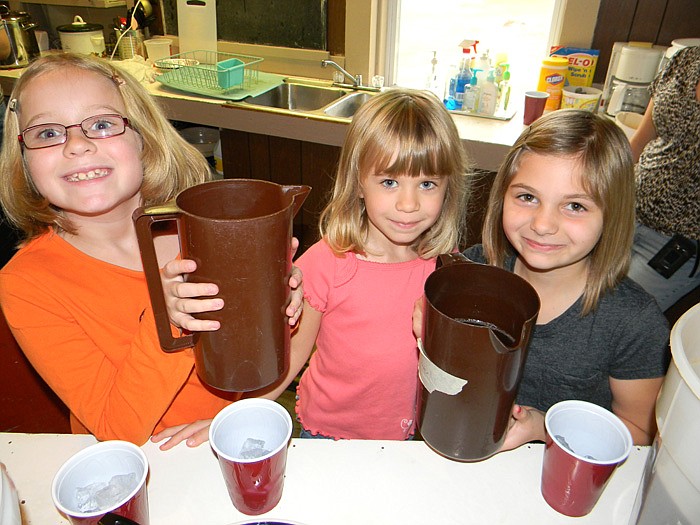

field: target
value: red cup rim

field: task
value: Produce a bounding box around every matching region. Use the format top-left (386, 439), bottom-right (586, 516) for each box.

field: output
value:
top-left (545, 400), bottom-right (633, 465)
top-left (210, 399), bottom-right (293, 464)
top-left (51, 440), bottom-right (148, 518)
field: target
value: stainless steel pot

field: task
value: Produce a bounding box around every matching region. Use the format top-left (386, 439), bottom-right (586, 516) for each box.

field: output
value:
top-left (0, 7), bottom-right (40, 69)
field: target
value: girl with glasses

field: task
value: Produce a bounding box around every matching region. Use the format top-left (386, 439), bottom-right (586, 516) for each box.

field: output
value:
top-left (0, 54), bottom-right (303, 448)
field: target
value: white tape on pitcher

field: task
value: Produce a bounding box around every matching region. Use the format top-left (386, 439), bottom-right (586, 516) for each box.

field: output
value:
top-left (418, 339), bottom-right (468, 395)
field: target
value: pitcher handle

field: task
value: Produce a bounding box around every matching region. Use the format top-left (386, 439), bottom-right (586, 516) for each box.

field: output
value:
top-left (133, 205), bottom-right (194, 352)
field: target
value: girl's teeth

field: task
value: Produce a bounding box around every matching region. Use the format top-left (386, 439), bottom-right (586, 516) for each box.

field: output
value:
top-left (67, 169), bottom-right (107, 182)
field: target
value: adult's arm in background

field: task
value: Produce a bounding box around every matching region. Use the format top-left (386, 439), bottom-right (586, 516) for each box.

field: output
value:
top-left (629, 100), bottom-right (657, 163)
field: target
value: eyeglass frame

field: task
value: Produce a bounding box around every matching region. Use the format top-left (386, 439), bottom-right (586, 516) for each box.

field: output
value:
top-left (17, 114), bottom-right (131, 150)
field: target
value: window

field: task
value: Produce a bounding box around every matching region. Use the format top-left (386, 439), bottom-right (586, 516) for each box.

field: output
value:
top-left (390, 0), bottom-right (562, 100)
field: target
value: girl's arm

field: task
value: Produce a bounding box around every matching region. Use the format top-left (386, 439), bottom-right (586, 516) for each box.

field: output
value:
top-left (629, 100), bottom-right (657, 163)
top-left (610, 376), bottom-right (664, 445)
top-left (0, 277), bottom-right (194, 445)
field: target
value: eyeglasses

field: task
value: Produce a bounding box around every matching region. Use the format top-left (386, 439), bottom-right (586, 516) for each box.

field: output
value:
top-left (18, 114), bottom-right (131, 150)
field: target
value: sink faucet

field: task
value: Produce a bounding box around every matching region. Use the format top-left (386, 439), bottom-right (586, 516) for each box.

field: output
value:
top-left (321, 59), bottom-right (362, 88)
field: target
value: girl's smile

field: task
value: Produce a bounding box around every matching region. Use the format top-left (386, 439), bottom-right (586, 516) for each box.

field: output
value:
top-left (503, 153), bottom-right (604, 278)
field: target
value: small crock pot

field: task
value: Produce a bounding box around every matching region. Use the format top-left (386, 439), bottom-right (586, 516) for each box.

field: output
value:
top-left (57, 15), bottom-right (106, 57)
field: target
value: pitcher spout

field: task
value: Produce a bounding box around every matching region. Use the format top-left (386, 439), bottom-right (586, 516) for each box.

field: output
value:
top-left (282, 184), bottom-right (311, 217)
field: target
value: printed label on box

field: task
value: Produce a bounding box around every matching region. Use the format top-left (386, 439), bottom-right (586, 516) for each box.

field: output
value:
top-left (550, 46), bottom-right (600, 87)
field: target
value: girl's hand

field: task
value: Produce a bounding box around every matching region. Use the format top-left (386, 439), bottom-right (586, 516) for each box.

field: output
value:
top-left (500, 404), bottom-right (546, 452)
top-left (287, 264), bottom-right (303, 326)
top-left (151, 419), bottom-right (212, 450)
top-left (412, 296), bottom-right (425, 339)
top-left (161, 258), bottom-right (223, 332)
top-left (161, 237), bottom-right (303, 331)
top-left (286, 236), bottom-right (304, 326)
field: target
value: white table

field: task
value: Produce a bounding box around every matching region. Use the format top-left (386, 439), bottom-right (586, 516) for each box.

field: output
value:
top-left (0, 433), bottom-right (648, 524)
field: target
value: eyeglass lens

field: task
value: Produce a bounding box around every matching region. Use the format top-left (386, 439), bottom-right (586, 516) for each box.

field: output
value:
top-left (21, 114), bottom-right (127, 149)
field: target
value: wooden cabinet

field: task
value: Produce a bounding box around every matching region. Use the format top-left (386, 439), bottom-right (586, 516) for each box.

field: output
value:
top-left (592, 0), bottom-right (700, 83)
top-left (220, 128), bottom-right (342, 254)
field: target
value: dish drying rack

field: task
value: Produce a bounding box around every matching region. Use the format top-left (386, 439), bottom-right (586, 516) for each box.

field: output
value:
top-left (155, 50), bottom-right (264, 96)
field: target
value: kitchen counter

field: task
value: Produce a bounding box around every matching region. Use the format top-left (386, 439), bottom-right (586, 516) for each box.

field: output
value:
top-left (1, 432), bottom-right (649, 524)
top-left (0, 67), bottom-right (525, 171)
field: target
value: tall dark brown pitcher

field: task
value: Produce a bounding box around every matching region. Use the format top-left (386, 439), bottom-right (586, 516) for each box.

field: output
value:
top-left (419, 253), bottom-right (540, 461)
top-left (133, 179), bottom-right (310, 392)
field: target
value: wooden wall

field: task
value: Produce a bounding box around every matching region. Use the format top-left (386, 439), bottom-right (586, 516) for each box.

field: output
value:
top-left (592, 0), bottom-right (700, 83)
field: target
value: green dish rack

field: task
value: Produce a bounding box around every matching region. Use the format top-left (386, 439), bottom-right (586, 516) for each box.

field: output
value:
top-left (155, 50), bottom-right (264, 96)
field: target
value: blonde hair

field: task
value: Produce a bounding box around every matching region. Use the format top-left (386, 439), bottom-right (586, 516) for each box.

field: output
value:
top-left (482, 109), bottom-right (635, 315)
top-left (0, 53), bottom-right (211, 240)
top-left (320, 88), bottom-right (470, 258)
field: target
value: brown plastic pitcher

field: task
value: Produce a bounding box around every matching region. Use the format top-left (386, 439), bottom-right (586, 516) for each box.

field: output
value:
top-left (418, 253), bottom-right (540, 461)
top-left (133, 179), bottom-right (310, 392)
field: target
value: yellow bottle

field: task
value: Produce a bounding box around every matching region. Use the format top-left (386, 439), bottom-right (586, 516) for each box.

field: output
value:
top-left (537, 57), bottom-right (569, 111)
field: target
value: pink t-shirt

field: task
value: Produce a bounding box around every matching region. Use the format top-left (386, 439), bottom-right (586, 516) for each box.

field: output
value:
top-left (295, 239), bottom-right (436, 440)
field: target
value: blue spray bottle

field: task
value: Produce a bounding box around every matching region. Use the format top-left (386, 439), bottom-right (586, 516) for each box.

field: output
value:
top-left (445, 40), bottom-right (478, 110)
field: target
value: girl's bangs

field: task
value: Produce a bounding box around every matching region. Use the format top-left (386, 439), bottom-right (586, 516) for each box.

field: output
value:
top-left (363, 130), bottom-right (448, 178)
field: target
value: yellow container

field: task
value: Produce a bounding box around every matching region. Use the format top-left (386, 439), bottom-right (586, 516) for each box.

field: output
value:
top-left (537, 57), bottom-right (569, 111)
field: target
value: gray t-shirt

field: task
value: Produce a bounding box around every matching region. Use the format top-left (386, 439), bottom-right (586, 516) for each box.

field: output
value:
top-left (463, 245), bottom-right (670, 412)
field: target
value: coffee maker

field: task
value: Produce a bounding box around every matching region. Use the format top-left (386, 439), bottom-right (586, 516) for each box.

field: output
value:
top-left (602, 43), bottom-right (665, 117)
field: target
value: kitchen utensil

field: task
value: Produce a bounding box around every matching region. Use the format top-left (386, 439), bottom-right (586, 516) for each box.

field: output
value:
top-left (0, 6), bottom-right (40, 69)
top-left (177, 0), bottom-right (217, 53)
top-left (52, 441), bottom-right (149, 525)
top-left (561, 86), bottom-right (602, 112)
top-left (178, 126), bottom-right (219, 157)
top-left (143, 38), bottom-right (171, 62)
top-left (541, 400), bottom-right (632, 517)
top-left (133, 179), bottom-right (310, 392)
top-left (57, 16), bottom-right (106, 57)
top-left (418, 253), bottom-right (540, 461)
top-left (210, 400), bottom-right (292, 515)
top-left (114, 29), bottom-right (144, 59)
top-left (154, 50), bottom-right (264, 96)
top-left (631, 303), bottom-right (700, 524)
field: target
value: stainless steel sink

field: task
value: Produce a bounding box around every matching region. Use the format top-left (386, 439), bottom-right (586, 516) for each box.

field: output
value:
top-left (323, 92), bottom-right (375, 118)
top-left (243, 83), bottom-right (347, 111)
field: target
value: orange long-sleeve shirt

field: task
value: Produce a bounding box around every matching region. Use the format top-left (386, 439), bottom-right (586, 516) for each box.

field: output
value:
top-left (0, 230), bottom-right (237, 444)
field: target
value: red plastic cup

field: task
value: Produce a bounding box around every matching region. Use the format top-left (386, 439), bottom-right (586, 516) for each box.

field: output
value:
top-left (52, 440), bottom-right (149, 525)
top-left (523, 91), bottom-right (550, 125)
top-left (541, 400), bottom-right (633, 517)
top-left (210, 399), bottom-right (293, 516)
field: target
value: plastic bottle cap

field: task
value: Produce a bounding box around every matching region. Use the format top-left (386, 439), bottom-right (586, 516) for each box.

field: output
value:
top-left (503, 71), bottom-right (510, 80)
top-left (542, 57), bottom-right (569, 68)
top-left (470, 75), bottom-right (478, 86)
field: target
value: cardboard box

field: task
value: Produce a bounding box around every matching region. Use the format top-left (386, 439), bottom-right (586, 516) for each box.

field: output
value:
top-left (550, 46), bottom-right (600, 87)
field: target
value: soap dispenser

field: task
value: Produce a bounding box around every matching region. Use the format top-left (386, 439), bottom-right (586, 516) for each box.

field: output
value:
top-left (477, 69), bottom-right (497, 115)
top-left (497, 70), bottom-right (512, 112)
top-left (463, 74), bottom-right (480, 113)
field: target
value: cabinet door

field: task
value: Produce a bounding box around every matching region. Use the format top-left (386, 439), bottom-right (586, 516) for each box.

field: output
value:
top-left (593, 0), bottom-right (700, 84)
top-left (220, 129), bottom-right (340, 254)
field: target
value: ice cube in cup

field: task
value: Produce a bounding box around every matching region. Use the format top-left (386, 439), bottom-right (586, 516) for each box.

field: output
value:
top-left (210, 399), bottom-right (292, 515)
top-left (52, 441), bottom-right (149, 525)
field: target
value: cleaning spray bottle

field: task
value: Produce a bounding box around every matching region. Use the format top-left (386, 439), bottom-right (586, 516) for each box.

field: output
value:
top-left (444, 39), bottom-right (478, 110)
